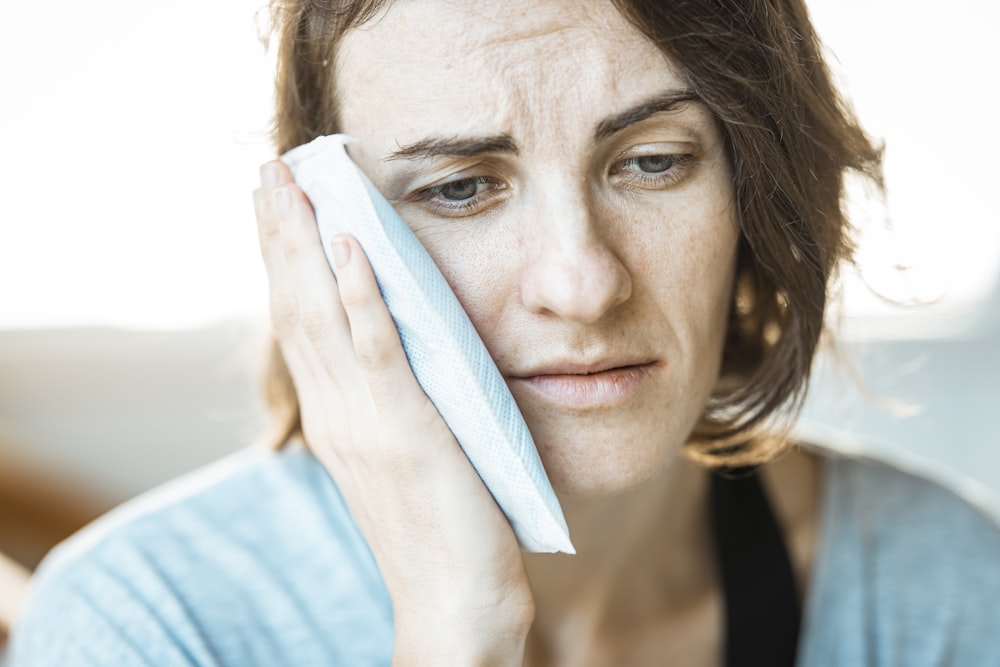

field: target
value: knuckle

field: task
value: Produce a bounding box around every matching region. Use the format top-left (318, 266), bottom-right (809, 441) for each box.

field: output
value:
top-left (280, 227), bottom-right (304, 259)
top-left (337, 276), bottom-right (369, 311)
top-left (269, 293), bottom-right (298, 336)
top-left (298, 310), bottom-right (330, 343)
top-left (255, 198), bottom-right (281, 239)
top-left (353, 327), bottom-right (392, 368)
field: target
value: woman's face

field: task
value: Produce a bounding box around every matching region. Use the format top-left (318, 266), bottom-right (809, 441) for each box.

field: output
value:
top-left (337, 0), bottom-right (739, 496)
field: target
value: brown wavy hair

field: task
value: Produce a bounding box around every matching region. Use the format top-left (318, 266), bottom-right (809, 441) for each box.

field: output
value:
top-left (260, 0), bottom-right (883, 466)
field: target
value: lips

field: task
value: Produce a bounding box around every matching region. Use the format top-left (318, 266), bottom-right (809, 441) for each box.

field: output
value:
top-left (507, 359), bottom-right (658, 409)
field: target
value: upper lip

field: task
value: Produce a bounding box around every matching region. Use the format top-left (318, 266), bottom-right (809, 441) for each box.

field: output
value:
top-left (508, 358), bottom-right (657, 378)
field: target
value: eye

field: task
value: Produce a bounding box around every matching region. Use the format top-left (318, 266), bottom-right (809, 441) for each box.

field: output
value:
top-left (438, 177), bottom-right (489, 201)
top-left (415, 175), bottom-right (507, 216)
top-left (610, 152), bottom-right (695, 190)
top-left (624, 155), bottom-right (676, 174)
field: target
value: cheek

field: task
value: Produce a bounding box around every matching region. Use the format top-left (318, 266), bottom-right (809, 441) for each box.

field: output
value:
top-left (676, 220), bottom-right (740, 389)
top-left (622, 192), bottom-right (738, 297)
top-left (624, 190), bottom-right (739, 375)
top-left (669, 174), bottom-right (738, 283)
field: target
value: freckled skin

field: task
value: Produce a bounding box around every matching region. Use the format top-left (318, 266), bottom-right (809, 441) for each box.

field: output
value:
top-left (337, 0), bottom-right (739, 496)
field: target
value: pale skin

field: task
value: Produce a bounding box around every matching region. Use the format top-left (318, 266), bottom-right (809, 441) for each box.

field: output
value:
top-left (253, 1), bottom-right (820, 665)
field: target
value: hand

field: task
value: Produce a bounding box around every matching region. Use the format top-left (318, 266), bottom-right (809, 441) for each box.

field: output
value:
top-left (254, 160), bottom-right (533, 665)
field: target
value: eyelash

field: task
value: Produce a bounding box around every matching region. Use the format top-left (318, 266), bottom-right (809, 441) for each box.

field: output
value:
top-left (413, 153), bottom-right (696, 217)
top-left (609, 154), bottom-right (696, 189)
top-left (415, 176), bottom-right (507, 216)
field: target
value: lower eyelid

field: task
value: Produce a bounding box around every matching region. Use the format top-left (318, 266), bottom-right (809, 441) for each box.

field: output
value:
top-left (620, 153), bottom-right (698, 177)
top-left (420, 179), bottom-right (508, 216)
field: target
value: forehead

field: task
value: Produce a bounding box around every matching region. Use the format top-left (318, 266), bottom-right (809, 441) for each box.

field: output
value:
top-left (335, 0), bottom-right (687, 151)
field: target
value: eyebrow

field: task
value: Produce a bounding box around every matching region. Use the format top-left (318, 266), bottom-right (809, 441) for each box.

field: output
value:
top-left (380, 90), bottom-right (702, 163)
top-left (384, 134), bottom-right (518, 162)
top-left (593, 90), bottom-right (701, 142)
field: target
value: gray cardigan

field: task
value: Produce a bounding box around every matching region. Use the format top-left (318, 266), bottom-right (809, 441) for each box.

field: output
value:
top-left (11, 443), bottom-right (1000, 666)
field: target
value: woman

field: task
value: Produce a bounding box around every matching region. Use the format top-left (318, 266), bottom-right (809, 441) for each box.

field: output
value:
top-left (12, 0), bottom-right (1000, 665)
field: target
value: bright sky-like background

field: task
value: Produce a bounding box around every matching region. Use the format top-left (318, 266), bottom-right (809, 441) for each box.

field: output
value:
top-left (2, 1), bottom-right (998, 336)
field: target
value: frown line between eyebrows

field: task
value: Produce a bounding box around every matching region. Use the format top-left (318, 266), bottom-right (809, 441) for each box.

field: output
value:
top-left (593, 90), bottom-right (702, 142)
top-left (384, 134), bottom-right (519, 162)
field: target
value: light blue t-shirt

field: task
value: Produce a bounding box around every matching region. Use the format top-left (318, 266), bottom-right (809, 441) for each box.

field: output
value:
top-left (10, 443), bottom-right (1000, 665)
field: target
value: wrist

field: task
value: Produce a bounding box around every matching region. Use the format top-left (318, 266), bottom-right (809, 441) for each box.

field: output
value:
top-left (393, 602), bottom-right (533, 667)
top-left (392, 627), bottom-right (529, 667)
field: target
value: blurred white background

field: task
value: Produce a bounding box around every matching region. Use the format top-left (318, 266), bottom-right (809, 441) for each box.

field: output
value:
top-left (0, 2), bottom-right (998, 509)
top-left (0, 0), bottom-right (274, 331)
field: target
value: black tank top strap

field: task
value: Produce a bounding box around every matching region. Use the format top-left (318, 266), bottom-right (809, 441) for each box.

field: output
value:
top-left (710, 467), bottom-right (801, 667)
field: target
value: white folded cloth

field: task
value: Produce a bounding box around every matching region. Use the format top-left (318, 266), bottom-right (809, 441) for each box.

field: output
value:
top-left (282, 135), bottom-right (573, 553)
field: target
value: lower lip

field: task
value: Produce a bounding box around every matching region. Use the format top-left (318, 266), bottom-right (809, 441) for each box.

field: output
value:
top-left (511, 364), bottom-right (655, 409)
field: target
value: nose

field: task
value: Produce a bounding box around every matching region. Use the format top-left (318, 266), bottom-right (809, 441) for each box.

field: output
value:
top-left (519, 190), bottom-right (632, 323)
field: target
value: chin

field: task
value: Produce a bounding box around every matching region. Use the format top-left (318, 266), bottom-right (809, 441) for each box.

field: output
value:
top-left (534, 427), bottom-right (684, 498)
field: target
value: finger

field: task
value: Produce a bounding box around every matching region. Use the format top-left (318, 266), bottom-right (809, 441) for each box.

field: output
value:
top-left (253, 164), bottom-right (355, 414)
top-left (275, 185), bottom-right (360, 382)
top-left (254, 163), bottom-right (297, 262)
top-left (254, 165), bottom-right (352, 373)
top-left (331, 234), bottom-right (438, 425)
top-left (253, 160), bottom-right (294, 253)
top-left (254, 163), bottom-right (296, 291)
top-left (256, 160), bottom-right (293, 196)
top-left (276, 333), bottom-right (348, 456)
top-left (255, 185), bottom-right (301, 342)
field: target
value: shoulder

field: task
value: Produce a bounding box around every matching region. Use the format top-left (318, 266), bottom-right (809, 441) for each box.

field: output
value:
top-left (818, 447), bottom-right (1000, 571)
top-left (10, 444), bottom-right (393, 666)
top-left (800, 444), bottom-right (1000, 665)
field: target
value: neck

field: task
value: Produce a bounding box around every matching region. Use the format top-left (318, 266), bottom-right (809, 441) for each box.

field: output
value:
top-left (523, 455), bottom-right (718, 656)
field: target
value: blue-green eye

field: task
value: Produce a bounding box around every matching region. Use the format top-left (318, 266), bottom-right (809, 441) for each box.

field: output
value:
top-left (636, 155), bottom-right (675, 173)
top-left (611, 153), bottom-right (695, 190)
top-left (438, 177), bottom-right (482, 201)
top-left (621, 155), bottom-right (676, 174)
top-left (415, 175), bottom-right (507, 216)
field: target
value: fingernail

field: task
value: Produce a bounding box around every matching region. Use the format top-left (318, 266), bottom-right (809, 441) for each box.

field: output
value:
top-left (331, 237), bottom-right (351, 268)
top-left (274, 187), bottom-right (291, 216)
top-left (260, 162), bottom-right (280, 189)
